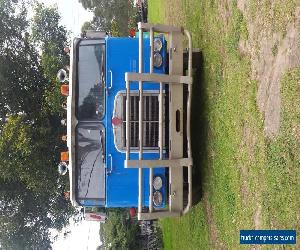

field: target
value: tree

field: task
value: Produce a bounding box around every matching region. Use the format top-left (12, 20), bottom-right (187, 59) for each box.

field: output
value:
top-left (102, 209), bottom-right (139, 250)
top-left (0, 176), bottom-right (74, 249)
top-left (32, 3), bottom-right (69, 79)
top-left (0, 115), bottom-right (75, 248)
top-left (0, 1), bottom-right (74, 248)
top-left (0, 0), bottom-right (48, 121)
top-left (79, 0), bottom-right (136, 36)
top-left (32, 3), bottom-right (70, 114)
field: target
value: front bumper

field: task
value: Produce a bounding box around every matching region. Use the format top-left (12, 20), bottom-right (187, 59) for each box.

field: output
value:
top-left (124, 22), bottom-right (193, 220)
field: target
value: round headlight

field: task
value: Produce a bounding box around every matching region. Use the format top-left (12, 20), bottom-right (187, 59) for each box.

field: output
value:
top-left (153, 176), bottom-right (163, 190)
top-left (153, 53), bottom-right (162, 68)
top-left (153, 38), bottom-right (162, 52)
top-left (153, 191), bottom-right (163, 206)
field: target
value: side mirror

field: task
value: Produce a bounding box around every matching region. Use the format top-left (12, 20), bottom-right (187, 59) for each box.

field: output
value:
top-left (58, 162), bottom-right (68, 175)
top-left (57, 69), bottom-right (68, 83)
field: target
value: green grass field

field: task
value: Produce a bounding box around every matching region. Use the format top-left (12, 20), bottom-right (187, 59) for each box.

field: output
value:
top-left (149, 0), bottom-right (300, 249)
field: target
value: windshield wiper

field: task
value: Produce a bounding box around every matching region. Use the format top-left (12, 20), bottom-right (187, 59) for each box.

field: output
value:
top-left (84, 150), bottom-right (101, 198)
top-left (100, 129), bottom-right (105, 163)
top-left (100, 51), bottom-right (105, 86)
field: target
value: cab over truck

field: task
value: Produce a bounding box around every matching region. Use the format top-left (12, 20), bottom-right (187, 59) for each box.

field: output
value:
top-left (61, 22), bottom-right (194, 220)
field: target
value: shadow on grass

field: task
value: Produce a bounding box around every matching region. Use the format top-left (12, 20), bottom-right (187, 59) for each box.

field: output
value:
top-left (190, 52), bottom-right (209, 205)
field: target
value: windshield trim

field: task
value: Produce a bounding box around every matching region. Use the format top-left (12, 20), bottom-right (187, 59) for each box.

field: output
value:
top-left (75, 39), bottom-right (106, 121)
top-left (69, 38), bottom-right (106, 207)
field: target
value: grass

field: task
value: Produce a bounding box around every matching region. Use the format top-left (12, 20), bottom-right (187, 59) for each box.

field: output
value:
top-left (160, 204), bottom-right (210, 250)
top-left (148, 0), bottom-right (165, 25)
top-left (148, 0), bottom-right (300, 249)
top-left (249, 0), bottom-right (298, 34)
top-left (263, 68), bottom-right (300, 230)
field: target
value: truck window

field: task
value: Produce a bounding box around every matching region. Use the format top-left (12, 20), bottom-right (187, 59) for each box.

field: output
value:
top-left (75, 122), bottom-right (105, 205)
top-left (77, 42), bottom-right (105, 120)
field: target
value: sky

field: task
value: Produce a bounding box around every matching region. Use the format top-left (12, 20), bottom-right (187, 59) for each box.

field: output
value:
top-left (36, 1), bottom-right (99, 249)
top-left (39, 0), bottom-right (93, 37)
top-left (51, 220), bottom-right (102, 250)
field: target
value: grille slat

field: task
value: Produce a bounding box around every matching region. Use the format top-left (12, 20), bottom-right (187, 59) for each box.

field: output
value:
top-left (147, 96), bottom-right (151, 146)
top-left (123, 94), bottom-right (160, 149)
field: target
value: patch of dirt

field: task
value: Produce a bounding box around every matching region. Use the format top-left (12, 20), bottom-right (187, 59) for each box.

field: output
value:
top-left (239, 124), bottom-right (258, 205)
top-left (253, 203), bottom-right (262, 229)
top-left (237, 0), bottom-right (247, 15)
top-left (256, 18), bottom-right (300, 138)
top-left (219, 0), bottom-right (231, 29)
top-left (238, 5), bottom-right (300, 138)
top-left (241, 124), bottom-right (264, 236)
top-left (242, 124), bottom-right (257, 161)
top-left (239, 167), bottom-right (249, 205)
top-left (240, 125), bottom-right (251, 204)
top-left (203, 192), bottom-right (227, 250)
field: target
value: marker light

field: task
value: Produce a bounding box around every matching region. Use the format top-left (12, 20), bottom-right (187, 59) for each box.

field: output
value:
top-left (60, 151), bottom-right (69, 162)
top-left (129, 29), bottom-right (136, 38)
top-left (64, 47), bottom-right (70, 54)
top-left (63, 191), bottom-right (70, 199)
top-left (60, 84), bottom-right (69, 96)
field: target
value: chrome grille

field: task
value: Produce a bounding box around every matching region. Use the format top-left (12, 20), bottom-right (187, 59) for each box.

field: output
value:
top-left (123, 95), bottom-right (159, 148)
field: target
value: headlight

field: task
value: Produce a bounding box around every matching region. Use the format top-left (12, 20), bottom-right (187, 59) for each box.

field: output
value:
top-left (153, 191), bottom-right (163, 206)
top-left (153, 38), bottom-right (162, 52)
top-left (153, 176), bottom-right (163, 190)
top-left (153, 53), bottom-right (162, 68)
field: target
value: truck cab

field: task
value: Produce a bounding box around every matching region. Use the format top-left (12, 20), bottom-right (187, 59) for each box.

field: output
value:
top-left (64, 23), bottom-right (193, 220)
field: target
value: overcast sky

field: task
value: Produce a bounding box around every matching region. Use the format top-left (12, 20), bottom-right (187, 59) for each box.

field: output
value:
top-left (36, 1), bottom-right (99, 249)
top-left (39, 0), bottom-right (93, 36)
top-left (51, 220), bottom-right (102, 250)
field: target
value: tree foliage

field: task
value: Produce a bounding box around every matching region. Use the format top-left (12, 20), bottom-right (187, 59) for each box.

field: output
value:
top-left (79, 0), bottom-right (136, 36)
top-left (32, 3), bottom-right (69, 114)
top-left (0, 0), bottom-right (74, 248)
top-left (0, 0), bottom-right (47, 120)
top-left (102, 209), bottom-right (139, 250)
top-left (32, 3), bottom-right (69, 79)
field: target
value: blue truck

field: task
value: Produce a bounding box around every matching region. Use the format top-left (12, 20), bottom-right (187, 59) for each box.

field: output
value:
top-left (59, 22), bottom-right (193, 220)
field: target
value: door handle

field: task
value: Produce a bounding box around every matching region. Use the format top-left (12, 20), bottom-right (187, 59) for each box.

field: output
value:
top-left (107, 154), bottom-right (113, 174)
top-left (106, 70), bottom-right (113, 94)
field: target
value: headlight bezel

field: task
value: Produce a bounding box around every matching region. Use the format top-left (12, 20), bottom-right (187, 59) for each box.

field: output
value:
top-left (153, 52), bottom-right (163, 68)
top-left (153, 38), bottom-right (163, 52)
top-left (153, 190), bottom-right (163, 207)
top-left (153, 176), bottom-right (163, 190)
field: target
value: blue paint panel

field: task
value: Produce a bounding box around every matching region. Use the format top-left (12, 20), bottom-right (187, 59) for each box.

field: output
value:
top-left (104, 37), bottom-right (167, 208)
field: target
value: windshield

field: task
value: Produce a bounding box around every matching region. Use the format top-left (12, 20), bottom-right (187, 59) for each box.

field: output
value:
top-left (77, 41), bottom-right (105, 120)
top-left (75, 122), bottom-right (105, 205)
